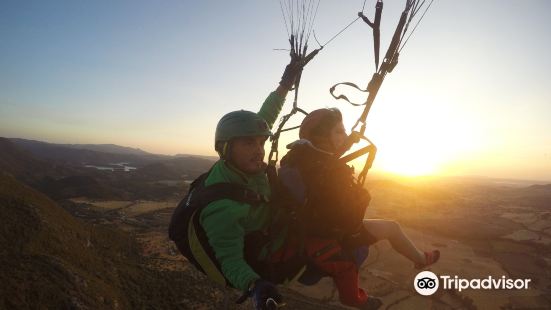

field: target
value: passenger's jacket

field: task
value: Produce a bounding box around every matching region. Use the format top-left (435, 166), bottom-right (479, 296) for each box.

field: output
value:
top-left (278, 140), bottom-right (371, 239)
top-left (199, 91), bottom-right (285, 291)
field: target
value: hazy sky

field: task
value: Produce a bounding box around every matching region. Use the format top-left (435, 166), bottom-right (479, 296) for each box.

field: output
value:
top-left (1, 1), bottom-right (550, 181)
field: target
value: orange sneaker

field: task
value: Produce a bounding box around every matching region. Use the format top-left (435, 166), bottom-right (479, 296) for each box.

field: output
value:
top-left (415, 250), bottom-right (440, 269)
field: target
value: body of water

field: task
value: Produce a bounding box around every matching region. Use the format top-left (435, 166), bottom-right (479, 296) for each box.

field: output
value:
top-left (85, 163), bottom-right (137, 172)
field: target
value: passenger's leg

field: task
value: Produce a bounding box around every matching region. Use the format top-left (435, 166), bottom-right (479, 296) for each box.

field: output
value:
top-left (362, 219), bottom-right (426, 265)
top-left (332, 265), bottom-right (368, 307)
top-left (304, 238), bottom-right (369, 307)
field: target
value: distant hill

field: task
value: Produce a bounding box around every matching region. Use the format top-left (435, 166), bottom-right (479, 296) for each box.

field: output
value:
top-left (175, 153), bottom-right (219, 161)
top-left (509, 183), bottom-right (551, 209)
top-left (37, 175), bottom-right (122, 200)
top-left (8, 138), bottom-right (218, 170)
top-left (0, 137), bottom-right (45, 177)
top-left (0, 137), bottom-right (71, 183)
top-left (136, 156), bottom-right (215, 180)
top-left (1, 137), bottom-right (221, 201)
top-left (61, 143), bottom-right (153, 156)
top-left (9, 138), bottom-right (166, 166)
top-left (442, 175), bottom-right (550, 187)
top-left (526, 183), bottom-right (551, 192)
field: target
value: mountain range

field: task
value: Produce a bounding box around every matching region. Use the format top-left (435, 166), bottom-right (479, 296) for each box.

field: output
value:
top-left (0, 137), bottom-right (215, 201)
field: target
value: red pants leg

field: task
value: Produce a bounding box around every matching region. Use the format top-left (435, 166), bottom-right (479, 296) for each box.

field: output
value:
top-left (304, 238), bottom-right (368, 307)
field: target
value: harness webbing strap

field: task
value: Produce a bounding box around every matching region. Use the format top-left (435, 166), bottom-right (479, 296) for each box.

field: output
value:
top-left (338, 144), bottom-right (376, 165)
top-left (188, 210), bottom-right (227, 286)
top-left (329, 82), bottom-right (368, 106)
top-left (199, 183), bottom-right (268, 206)
top-left (373, 0), bottom-right (383, 70)
top-left (283, 265), bottom-right (307, 286)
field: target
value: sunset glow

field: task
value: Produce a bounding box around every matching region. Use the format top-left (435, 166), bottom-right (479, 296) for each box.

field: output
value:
top-left (1, 1), bottom-right (550, 181)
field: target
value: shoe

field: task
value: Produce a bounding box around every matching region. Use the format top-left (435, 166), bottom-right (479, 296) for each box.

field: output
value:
top-left (358, 296), bottom-right (383, 310)
top-left (415, 250), bottom-right (440, 269)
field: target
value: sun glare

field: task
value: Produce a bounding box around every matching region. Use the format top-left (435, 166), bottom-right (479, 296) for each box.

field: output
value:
top-left (341, 94), bottom-right (480, 178)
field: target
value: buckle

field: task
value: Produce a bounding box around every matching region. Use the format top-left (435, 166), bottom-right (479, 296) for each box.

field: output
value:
top-left (244, 190), bottom-right (261, 202)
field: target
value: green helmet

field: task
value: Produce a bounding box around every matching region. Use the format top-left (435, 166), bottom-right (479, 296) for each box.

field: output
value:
top-left (215, 110), bottom-right (272, 147)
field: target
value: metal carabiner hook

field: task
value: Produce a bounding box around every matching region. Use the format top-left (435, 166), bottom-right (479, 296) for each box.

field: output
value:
top-left (266, 298), bottom-right (286, 309)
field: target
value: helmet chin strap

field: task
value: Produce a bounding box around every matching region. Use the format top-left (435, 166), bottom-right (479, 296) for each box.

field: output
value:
top-left (216, 141), bottom-right (232, 161)
top-left (222, 141), bottom-right (230, 159)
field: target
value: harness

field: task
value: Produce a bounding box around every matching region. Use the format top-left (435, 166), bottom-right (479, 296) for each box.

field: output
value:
top-left (279, 144), bottom-right (369, 239)
top-left (168, 171), bottom-right (268, 287)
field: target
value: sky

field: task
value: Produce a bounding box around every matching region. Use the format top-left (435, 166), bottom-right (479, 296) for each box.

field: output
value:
top-left (1, 0), bottom-right (550, 181)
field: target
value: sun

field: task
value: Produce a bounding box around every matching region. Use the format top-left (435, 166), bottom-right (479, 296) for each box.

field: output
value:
top-left (376, 149), bottom-right (439, 176)
top-left (347, 138), bottom-right (440, 177)
top-left (341, 94), bottom-right (477, 178)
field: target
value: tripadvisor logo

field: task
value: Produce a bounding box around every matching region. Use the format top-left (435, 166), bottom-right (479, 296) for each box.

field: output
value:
top-left (414, 271), bottom-right (439, 296)
top-left (414, 271), bottom-right (532, 296)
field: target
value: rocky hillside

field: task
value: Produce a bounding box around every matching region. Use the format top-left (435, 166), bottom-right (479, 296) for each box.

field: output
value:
top-left (0, 172), bottom-right (347, 309)
top-left (0, 172), bottom-right (220, 308)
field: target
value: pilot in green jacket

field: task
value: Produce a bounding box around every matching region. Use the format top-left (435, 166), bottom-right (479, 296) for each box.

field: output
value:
top-left (200, 57), bottom-right (302, 296)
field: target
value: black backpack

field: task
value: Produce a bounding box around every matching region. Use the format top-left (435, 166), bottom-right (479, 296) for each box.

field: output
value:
top-left (168, 170), bottom-right (268, 286)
